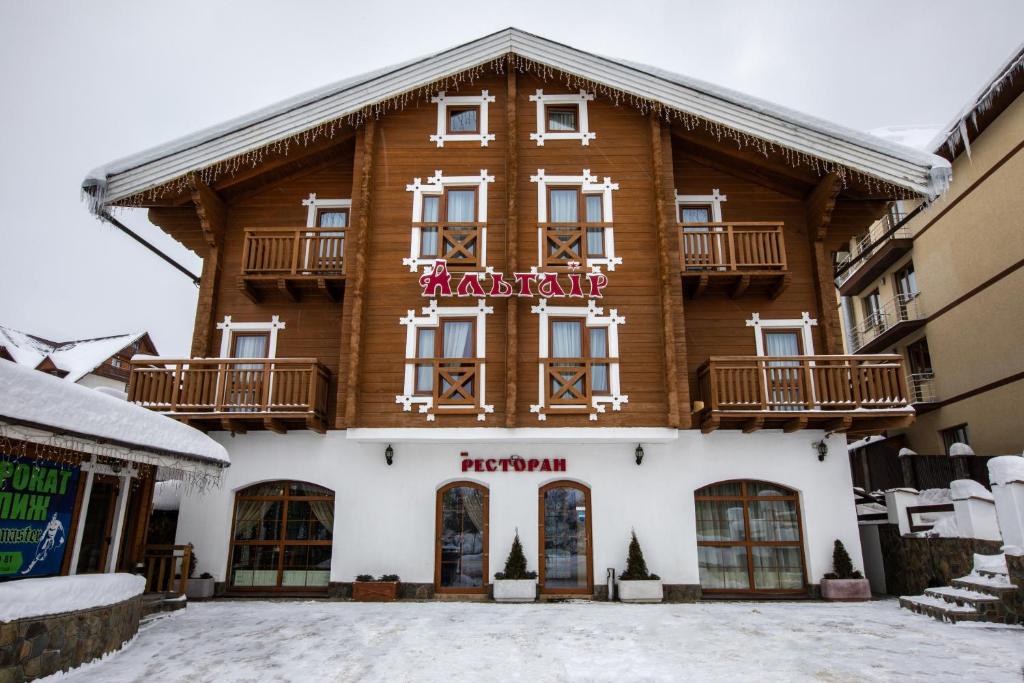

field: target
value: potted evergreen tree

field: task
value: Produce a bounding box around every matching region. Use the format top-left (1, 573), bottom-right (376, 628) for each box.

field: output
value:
top-left (184, 544), bottom-right (215, 599)
top-left (820, 540), bottom-right (871, 601)
top-left (617, 531), bottom-right (663, 603)
top-left (352, 574), bottom-right (401, 601)
top-left (493, 532), bottom-right (537, 602)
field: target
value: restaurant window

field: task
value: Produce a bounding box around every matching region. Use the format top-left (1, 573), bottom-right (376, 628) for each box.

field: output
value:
top-left (529, 90), bottom-right (596, 145)
top-left (435, 482), bottom-right (488, 593)
top-left (695, 480), bottom-right (805, 593)
top-left (941, 424), bottom-right (970, 454)
top-left (229, 481), bottom-right (334, 591)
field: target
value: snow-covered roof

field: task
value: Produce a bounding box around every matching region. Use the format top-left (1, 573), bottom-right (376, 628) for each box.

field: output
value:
top-left (83, 28), bottom-right (950, 207)
top-left (867, 126), bottom-right (943, 151)
top-left (152, 480), bottom-right (182, 511)
top-left (0, 324), bottom-right (150, 383)
top-left (0, 359), bottom-right (229, 467)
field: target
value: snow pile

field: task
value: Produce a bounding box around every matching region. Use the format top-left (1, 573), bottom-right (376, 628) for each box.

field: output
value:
top-left (868, 125), bottom-right (943, 151)
top-left (972, 553), bottom-right (1007, 575)
top-left (0, 359), bottom-right (228, 466)
top-left (898, 447), bottom-right (917, 457)
top-left (923, 514), bottom-right (958, 538)
top-left (950, 479), bottom-right (993, 501)
top-left (0, 574), bottom-right (145, 623)
top-left (94, 386), bottom-right (128, 401)
top-left (917, 488), bottom-right (952, 505)
top-left (153, 480), bottom-right (182, 511)
top-left (948, 442), bottom-right (974, 456)
top-left (847, 434), bottom-right (886, 452)
top-left (988, 455), bottom-right (1024, 486)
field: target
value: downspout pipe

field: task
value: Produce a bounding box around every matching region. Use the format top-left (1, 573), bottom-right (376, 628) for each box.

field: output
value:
top-left (97, 210), bottom-right (201, 286)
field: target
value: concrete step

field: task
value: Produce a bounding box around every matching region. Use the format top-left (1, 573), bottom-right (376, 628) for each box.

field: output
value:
top-left (950, 574), bottom-right (1017, 599)
top-left (925, 585), bottom-right (1001, 606)
top-left (899, 594), bottom-right (981, 624)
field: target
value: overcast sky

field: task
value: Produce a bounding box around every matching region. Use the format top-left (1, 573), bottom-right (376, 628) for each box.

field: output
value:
top-left (0, 1), bottom-right (1021, 356)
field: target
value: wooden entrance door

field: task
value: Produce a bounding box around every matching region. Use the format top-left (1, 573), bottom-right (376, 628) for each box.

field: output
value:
top-left (75, 478), bottom-right (118, 574)
top-left (538, 481), bottom-right (593, 595)
top-left (434, 482), bottom-right (489, 594)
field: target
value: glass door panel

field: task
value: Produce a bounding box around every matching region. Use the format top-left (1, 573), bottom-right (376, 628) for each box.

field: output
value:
top-left (437, 485), bottom-right (487, 591)
top-left (542, 485), bottom-right (591, 592)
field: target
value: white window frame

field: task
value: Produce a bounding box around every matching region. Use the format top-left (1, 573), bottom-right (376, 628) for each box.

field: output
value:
top-left (403, 170), bottom-right (495, 272)
top-left (302, 193), bottom-right (351, 227)
top-left (396, 300), bottom-right (494, 422)
top-left (745, 312), bottom-right (817, 356)
top-left (675, 189), bottom-right (727, 222)
top-left (529, 90), bottom-right (596, 146)
top-left (529, 299), bottom-right (627, 421)
top-left (530, 169), bottom-right (621, 272)
top-left (429, 90), bottom-right (496, 147)
top-left (217, 316), bottom-right (286, 358)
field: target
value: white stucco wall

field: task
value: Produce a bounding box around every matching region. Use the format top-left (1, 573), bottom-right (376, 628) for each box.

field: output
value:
top-left (75, 373), bottom-right (127, 392)
top-left (176, 429), bottom-right (862, 589)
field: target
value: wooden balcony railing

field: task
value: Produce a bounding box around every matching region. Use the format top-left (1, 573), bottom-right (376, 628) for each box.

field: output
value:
top-left (679, 222), bottom-right (786, 271)
top-left (413, 222), bottom-right (483, 268)
top-left (540, 223), bottom-right (611, 266)
top-left (543, 359), bottom-right (610, 412)
top-left (417, 359), bottom-right (482, 412)
top-left (128, 358), bottom-right (330, 432)
top-left (696, 355), bottom-right (912, 433)
top-left (142, 544), bottom-right (191, 594)
top-left (242, 227), bottom-right (345, 276)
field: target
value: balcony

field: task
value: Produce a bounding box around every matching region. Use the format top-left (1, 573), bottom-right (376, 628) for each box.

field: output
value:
top-left (849, 293), bottom-right (925, 353)
top-left (907, 372), bottom-right (937, 406)
top-left (239, 228), bottom-right (346, 302)
top-left (414, 222), bottom-right (483, 270)
top-left (695, 355), bottom-right (913, 434)
top-left (416, 359), bottom-right (483, 415)
top-left (543, 359), bottom-right (610, 416)
top-left (835, 213), bottom-right (911, 296)
top-left (541, 223), bottom-right (612, 268)
top-left (128, 358), bottom-right (330, 433)
top-left (678, 222), bottom-right (789, 299)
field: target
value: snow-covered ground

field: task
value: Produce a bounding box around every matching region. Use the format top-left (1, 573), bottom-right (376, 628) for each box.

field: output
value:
top-left (52, 600), bottom-right (1022, 682)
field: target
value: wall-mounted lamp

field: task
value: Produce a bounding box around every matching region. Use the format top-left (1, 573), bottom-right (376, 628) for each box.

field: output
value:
top-left (813, 440), bottom-right (828, 462)
top-left (385, 444), bottom-right (394, 466)
top-left (634, 444), bottom-right (645, 466)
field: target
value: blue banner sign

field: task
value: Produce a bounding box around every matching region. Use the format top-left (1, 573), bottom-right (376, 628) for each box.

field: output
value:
top-left (0, 458), bottom-right (80, 579)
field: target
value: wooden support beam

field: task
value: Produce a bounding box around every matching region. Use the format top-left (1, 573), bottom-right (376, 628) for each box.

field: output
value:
top-left (769, 273), bottom-right (791, 300)
top-left (340, 120), bottom-right (378, 428)
top-left (317, 278), bottom-right (342, 303)
top-left (277, 278), bottom-right (299, 302)
top-left (729, 274), bottom-right (751, 299)
top-left (504, 68), bottom-right (519, 428)
top-left (741, 417), bottom-right (764, 434)
top-left (700, 415), bottom-right (720, 435)
top-left (221, 419), bottom-right (246, 435)
top-left (188, 178), bottom-right (227, 358)
top-left (650, 113), bottom-right (688, 428)
top-left (783, 417), bottom-right (808, 433)
top-left (237, 278), bottom-right (260, 304)
top-left (823, 416), bottom-right (854, 434)
top-left (805, 173), bottom-right (843, 241)
top-left (805, 173), bottom-right (845, 355)
top-left (307, 416), bottom-right (327, 435)
top-left (689, 273), bottom-right (709, 299)
top-left (263, 418), bottom-right (287, 435)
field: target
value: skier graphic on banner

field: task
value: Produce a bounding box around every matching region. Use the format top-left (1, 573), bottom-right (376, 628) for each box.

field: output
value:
top-left (20, 513), bottom-right (66, 575)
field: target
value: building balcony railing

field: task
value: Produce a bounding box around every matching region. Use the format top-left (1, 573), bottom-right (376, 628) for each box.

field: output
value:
top-left (695, 355), bottom-right (913, 434)
top-left (540, 223), bottom-right (612, 267)
top-left (413, 222), bottom-right (483, 269)
top-left (906, 372), bottom-right (937, 405)
top-left (239, 228), bottom-right (346, 302)
top-left (543, 359), bottom-right (611, 414)
top-left (128, 358), bottom-right (330, 433)
top-left (415, 359), bottom-right (482, 413)
top-left (835, 212), bottom-right (911, 295)
top-left (678, 222), bottom-right (789, 299)
top-left (850, 293), bottom-right (925, 353)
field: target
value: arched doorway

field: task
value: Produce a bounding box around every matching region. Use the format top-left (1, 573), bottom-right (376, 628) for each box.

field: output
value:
top-left (435, 481), bottom-right (489, 593)
top-left (228, 481), bottom-right (334, 592)
top-left (694, 480), bottom-right (806, 594)
top-left (538, 481), bottom-right (593, 594)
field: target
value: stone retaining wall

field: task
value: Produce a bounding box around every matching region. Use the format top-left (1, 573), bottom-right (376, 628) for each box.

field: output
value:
top-left (0, 594), bottom-right (142, 683)
top-left (877, 525), bottom-right (1003, 596)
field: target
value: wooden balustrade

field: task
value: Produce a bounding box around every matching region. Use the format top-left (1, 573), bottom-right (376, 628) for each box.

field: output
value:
top-left (142, 544), bottom-right (191, 594)
top-left (242, 227), bottom-right (345, 275)
top-left (418, 359), bottom-right (482, 411)
top-left (543, 359), bottom-right (610, 411)
top-left (696, 355), bottom-right (913, 434)
top-left (540, 223), bottom-right (612, 266)
top-left (413, 222), bottom-right (483, 267)
top-left (679, 222), bottom-right (786, 271)
top-left (128, 358), bottom-right (330, 432)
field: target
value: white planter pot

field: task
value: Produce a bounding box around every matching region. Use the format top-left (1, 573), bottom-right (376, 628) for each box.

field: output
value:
top-left (617, 579), bottom-right (663, 603)
top-left (186, 577), bottom-right (216, 599)
top-left (493, 580), bottom-right (536, 603)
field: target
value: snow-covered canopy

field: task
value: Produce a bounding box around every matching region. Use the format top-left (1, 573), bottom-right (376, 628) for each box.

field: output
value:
top-left (0, 359), bottom-right (229, 469)
top-left (82, 28), bottom-right (950, 209)
top-left (0, 324), bottom-right (151, 383)
top-left (0, 573), bottom-right (145, 623)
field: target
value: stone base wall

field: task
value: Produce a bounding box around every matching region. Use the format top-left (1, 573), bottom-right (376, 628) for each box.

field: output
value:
top-left (0, 595), bottom-right (142, 683)
top-left (663, 584), bottom-right (701, 602)
top-left (877, 525), bottom-right (1003, 596)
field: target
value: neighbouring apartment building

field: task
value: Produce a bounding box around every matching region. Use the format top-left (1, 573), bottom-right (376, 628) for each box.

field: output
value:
top-left (840, 42), bottom-right (1024, 471)
top-left (82, 29), bottom-right (951, 599)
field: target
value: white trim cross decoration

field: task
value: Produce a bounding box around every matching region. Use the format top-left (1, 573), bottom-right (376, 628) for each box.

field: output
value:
top-left (429, 90), bottom-right (497, 147)
top-left (531, 169), bottom-right (621, 272)
top-left (404, 170), bottom-right (495, 272)
top-left (529, 90), bottom-right (596, 146)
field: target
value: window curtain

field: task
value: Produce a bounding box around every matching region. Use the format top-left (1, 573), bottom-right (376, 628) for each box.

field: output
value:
top-left (232, 335), bottom-right (268, 359)
top-left (420, 196), bottom-right (440, 257)
top-left (589, 328), bottom-right (608, 392)
top-left (548, 109), bottom-right (576, 131)
top-left (416, 328), bottom-right (435, 390)
top-left (549, 190), bottom-right (578, 222)
top-left (459, 488), bottom-right (485, 533)
top-left (442, 322), bottom-right (473, 358)
top-left (233, 500), bottom-right (277, 541)
top-left (551, 321), bottom-right (582, 358)
top-left (764, 331), bottom-right (802, 411)
top-left (586, 229), bottom-right (604, 256)
top-left (318, 211), bottom-right (347, 228)
top-left (446, 190), bottom-right (475, 222)
top-left (449, 109), bottom-right (476, 132)
top-left (307, 500), bottom-right (335, 536)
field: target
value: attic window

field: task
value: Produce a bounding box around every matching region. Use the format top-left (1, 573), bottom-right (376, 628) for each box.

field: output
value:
top-left (430, 91), bottom-right (495, 147)
top-left (530, 90), bottom-right (596, 146)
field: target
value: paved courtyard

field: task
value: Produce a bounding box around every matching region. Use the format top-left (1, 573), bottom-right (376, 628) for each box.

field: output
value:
top-left (56, 600), bottom-right (1022, 682)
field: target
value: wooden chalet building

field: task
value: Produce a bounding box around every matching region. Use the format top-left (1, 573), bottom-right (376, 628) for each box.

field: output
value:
top-left (83, 29), bottom-right (950, 598)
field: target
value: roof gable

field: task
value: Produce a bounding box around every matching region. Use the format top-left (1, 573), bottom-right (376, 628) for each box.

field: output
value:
top-left (0, 325), bottom-right (151, 383)
top-left (83, 28), bottom-right (950, 208)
